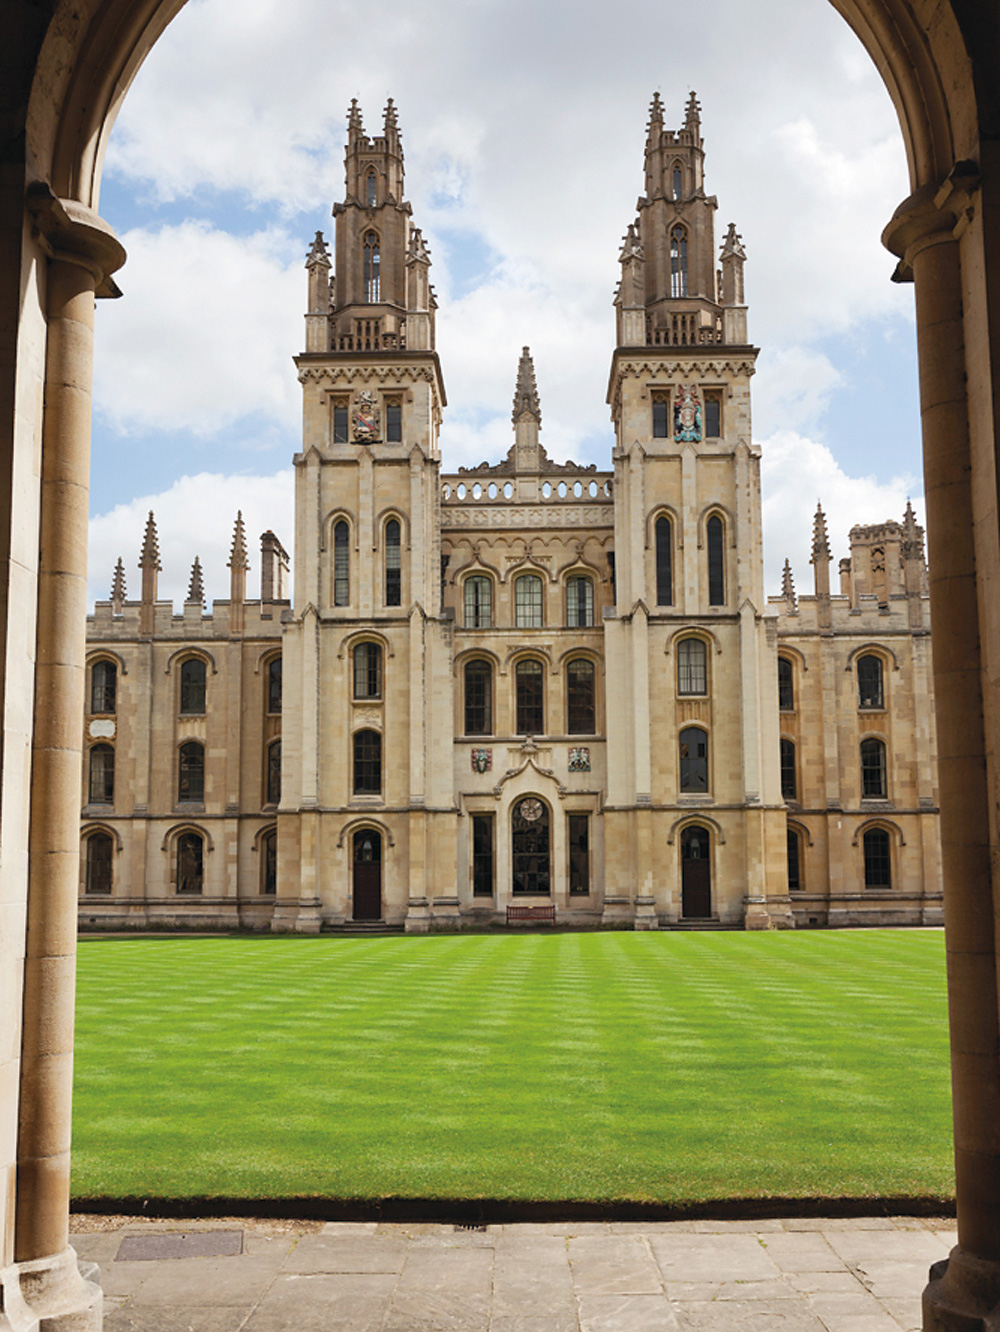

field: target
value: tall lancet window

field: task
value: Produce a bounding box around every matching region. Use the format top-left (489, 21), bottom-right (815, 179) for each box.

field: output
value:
top-left (366, 171), bottom-right (377, 207)
top-left (363, 231), bottom-right (380, 302)
top-left (670, 226), bottom-right (688, 298)
top-left (672, 164), bottom-right (683, 200)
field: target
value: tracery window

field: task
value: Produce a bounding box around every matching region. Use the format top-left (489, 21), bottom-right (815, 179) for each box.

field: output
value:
top-left (707, 515), bottom-right (725, 605)
top-left (655, 515), bottom-right (673, 605)
top-left (861, 737), bottom-right (887, 798)
top-left (511, 797), bottom-right (550, 896)
top-left (705, 392), bottom-right (722, 438)
top-left (353, 642), bottom-right (382, 699)
top-left (515, 574), bottom-right (543, 628)
top-left (787, 828), bottom-right (802, 890)
top-left (568, 813), bottom-right (590, 895)
top-left (857, 654), bottom-right (884, 709)
top-left (679, 726), bottom-right (708, 792)
top-left (88, 744), bottom-right (114, 805)
top-left (386, 401), bottom-right (402, 442)
top-left (472, 814), bottom-right (494, 897)
top-left (363, 231), bottom-right (380, 302)
top-left (267, 656), bottom-right (282, 714)
top-left (261, 828), bottom-right (277, 895)
top-left (334, 520), bottom-right (350, 606)
top-left (464, 659), bottom-right (493, 736)
top-left (566, 576), bottom-right (594, 627)
top-left (566, 658), bottom-right (596, 734)
top-left (366, 170), bottom-right (377, 207)
top-left (652, 391), bottom-right (669, 439)
top-left (515, 659), bottom-right (544, 735)
top-left (677, 638), bottom-right (707, 695)
top-left (90, 660), bottom-right (117, 714)
top-left (385, 518), bottom-right (401, 606)
top-left (464, 575), bottom-right (492, 628)
top-left (670, 225), bottom-right (688, 298)
top-left (672, 164), bottom-right (683, 200)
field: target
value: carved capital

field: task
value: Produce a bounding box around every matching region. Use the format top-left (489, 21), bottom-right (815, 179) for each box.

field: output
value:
top-left (26, 183), bottom-right (126, 297)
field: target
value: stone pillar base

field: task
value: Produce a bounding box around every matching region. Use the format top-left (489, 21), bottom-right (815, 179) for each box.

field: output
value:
top-left (431, 897), bottom-right (461, 930)
top-left (634, 897), bottom-right (659, 930)
top-left (270, 898), bottom-right (322, 934)
top-left (923, 1247), bottom-right (1000, 1332)
top-left (743, 897), bottom-right (773, 930)
top-left (0, 1247), bottom-right (102, 1332)
top-left (405, 897), bottom-right (430, 933)
top-left (601, 895), bottom-right (633, 926)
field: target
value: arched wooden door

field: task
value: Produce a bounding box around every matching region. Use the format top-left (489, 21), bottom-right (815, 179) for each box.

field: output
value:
top-left (681, 825), bottom-right (711, 919)
top-left (353, 829), bottom-right (382, 921)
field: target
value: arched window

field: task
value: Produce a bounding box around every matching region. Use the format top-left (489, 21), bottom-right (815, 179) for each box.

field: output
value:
top-left (679, 726), bottom-right (708, 792)
top-left (672, 163), bottom-right (683, 200)
top-left (464, 575), bottom-right (492, 628)
top-left (90, 659), bottom-right (117, 714)
top-left (179, 658), bottom-right (206, 714)
top-left (267, 656), bottom-right (282, 714)
top-left (334, 520), bottom-right (350, 607)
top-left (780, 738), bottom-right (797, 800)
top-left (655, 516), bottom-right (672, 605)
top-left (85, 832), bottom-right (113, 895)
top-left (353, 642), bottom-right (382, 699)
top-left (707, 515), bottom-right (725, 605)
top-left (787, 828), bottom-right (802, 890)
top-left (88, 744), bottom-right (114, 804)
top-left (261, 828), bottom-right (277, 895)
top-left (464, 659), bottom-right (493, 736)
top-left (178, 741), bottom-right (205, 804)
top-left (384, 518), bottom-right (401, 606)
top-left (670, 225), bottom-right (688, 297)
top-left (176, 832), bottom-right (203, 894)
top-left (266, 740), bottom-right (281, 806)
top-left (516, 659), bottom-right (544, 735)
top-left (515, 574), bottom-right (543, 628)
top-left (567, 658), bottom-right (596, 734)
top-left (861, 737), bottom-right (887, 798)
top-left (677, 638), bottom-right (707, 695)
top-left (366, 170), bottom-right (377, 207)
top-left (511, 797), bottom-right (550, 896)
top-left (566, 575), bottom-right (594, 627)
top-left (353, 729), bottom-right (381, 795)
top-left (863, 828), bottom-right (892, 888)
top-left (857, 654), bottom-right (884, 709)
top-left (778, 657), bottom-right (794, 710)
top-left (363, 231), bottom-right (380, 301)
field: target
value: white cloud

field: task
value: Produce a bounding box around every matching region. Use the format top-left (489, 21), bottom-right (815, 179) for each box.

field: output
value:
top-left (760, 431), bottom-right (923, 595)
top-left (753, 346), bottom-right (844, 438)
top-left (93, 222), bottom-right (302, 436)
top-left (88, 471), bottom-right (295, 608)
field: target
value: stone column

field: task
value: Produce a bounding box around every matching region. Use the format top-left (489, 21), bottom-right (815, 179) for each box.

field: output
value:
top-left (6, 190), bottom-right (124, 1330)
top-left (885, 181), bottom-right (1000, 1332)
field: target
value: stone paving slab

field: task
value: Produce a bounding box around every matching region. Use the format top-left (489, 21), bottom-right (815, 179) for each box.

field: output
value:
top-left (68, 1214), bottom-right (952, 1331)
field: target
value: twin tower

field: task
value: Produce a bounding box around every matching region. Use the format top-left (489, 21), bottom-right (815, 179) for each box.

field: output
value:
top-left (275, 92), bottom-right (791, 932)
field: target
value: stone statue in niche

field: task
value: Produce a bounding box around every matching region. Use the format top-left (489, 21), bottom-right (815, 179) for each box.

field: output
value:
top-left (674, 384), bottom-right (702, 442)
top-left (354, 390), bottom-right (380, 443)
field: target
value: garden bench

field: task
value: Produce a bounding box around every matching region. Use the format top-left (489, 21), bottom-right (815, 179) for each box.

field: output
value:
top-left (506, 903), bottom-right (556, 926)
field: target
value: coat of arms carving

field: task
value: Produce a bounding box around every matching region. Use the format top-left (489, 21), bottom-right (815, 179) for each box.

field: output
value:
top-left (471, 747), bottom-right (492, 774)
top-left (354, 389), bottom-right (380, 443)
top-left (674, 384), bottom-right (702, 442)
top-left (568, 746), bottom-right (591, 773)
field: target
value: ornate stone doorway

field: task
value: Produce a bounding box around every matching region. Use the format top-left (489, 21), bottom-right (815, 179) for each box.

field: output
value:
top-left (511, 797), bottom-right (550, 896)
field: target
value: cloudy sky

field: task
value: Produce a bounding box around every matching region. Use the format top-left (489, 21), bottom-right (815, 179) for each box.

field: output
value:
top-left (89, 0), bottom-right (924, 608)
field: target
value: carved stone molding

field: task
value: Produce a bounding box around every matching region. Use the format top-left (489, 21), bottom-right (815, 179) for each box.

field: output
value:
top-left (441, 504), bottom-right (614, 530)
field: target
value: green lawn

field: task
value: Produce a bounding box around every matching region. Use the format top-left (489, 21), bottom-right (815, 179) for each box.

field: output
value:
top-left (71, 930), bottom-right (954, 1204)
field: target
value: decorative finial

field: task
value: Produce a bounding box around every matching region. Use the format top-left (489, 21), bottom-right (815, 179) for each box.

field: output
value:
top-left (902, 500), bottom-right (924, 559)
top-left (110, 557), bottom-right (126, 611)
top-left (647, 91), bottom-right (664, 134)
top-left (512, 346), bottom-right (541, 426)
top-left (407, 226), bottom-right (431, 265)
top-left (618, 222), bottom-right (644, 264)
top-left (139, 511), bottom-right (161, 571)
top-left (228, 512), bottom-right (249, 571)
top-left (347, 98), bottom-right (363, 133)
top-left (685, 90), bottom-right (701, 129)
top-left (306, 231), bottom-right (330, 270)
top-left (384, 97), bottom-right (399, 135)
top-left (187, 556), bottom-right (204, 606)
top-left (720, 222), bottom-right (747, 261)
top-left (810, 503), bottom-right (831, 563)
top-left (781, 558), bottom-right (797, 610)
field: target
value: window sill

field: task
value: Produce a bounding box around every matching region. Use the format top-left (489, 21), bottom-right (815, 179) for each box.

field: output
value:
top-left (175, 802), bottom-right (205, 814)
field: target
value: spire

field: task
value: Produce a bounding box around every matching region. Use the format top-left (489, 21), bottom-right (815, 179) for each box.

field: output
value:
top-left (347, 98), bottom-right (363, 134)
top-left (781, 558), bottom-right (797, 611)
top-left (383, 97), bottom-right (399, 137)
top-left (110, 557), bottom-right (126, 614)
top-left (228, 511), bottom-right (249, 570)
top-left (306, 231), bottom-right (330, 271)
top-left (512, 346), bottom-right (541, 426)
top-left (810, 503), bottom-right (831, 563)
top-left (684, 90), bottom-right (701, 133)
top-left (138, 511), bottom-right (160, 570)
top-left (187, 556), bottom-right (204, 606)
top-left (646, 91), bottom-right (664, 146)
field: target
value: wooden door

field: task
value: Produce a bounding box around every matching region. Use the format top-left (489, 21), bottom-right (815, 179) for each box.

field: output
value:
top-left (353, 830), bottom-right (382, 921)
top-left (681, 825), bottom-right (711, 918)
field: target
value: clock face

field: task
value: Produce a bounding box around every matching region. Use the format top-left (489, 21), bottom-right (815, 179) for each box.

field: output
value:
top-left (519, 798), bottom-right (543, 823)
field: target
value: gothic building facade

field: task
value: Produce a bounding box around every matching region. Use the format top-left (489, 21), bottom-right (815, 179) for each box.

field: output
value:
top-left (78, 96), bottom-right (942, 933)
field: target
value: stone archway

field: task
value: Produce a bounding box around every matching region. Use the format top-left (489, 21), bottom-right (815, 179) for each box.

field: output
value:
top-left (1, 5), bottom-right (997, 1330)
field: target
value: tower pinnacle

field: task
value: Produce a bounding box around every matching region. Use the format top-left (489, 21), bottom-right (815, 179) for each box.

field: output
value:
top-left (781, 558), bottom-right (797, 612)
top-left (811, 503), bottom-right (831, 563)
top-left (228, 511), bottom-right (249, 571)
top-left (110, 556), bottom-right (126, 614)
top-left (187, 556), bottom-right (204, 606)
top-left (138, 511), bottom-right (161, 571)
top-left (512, 347), bottom-right (541, 426)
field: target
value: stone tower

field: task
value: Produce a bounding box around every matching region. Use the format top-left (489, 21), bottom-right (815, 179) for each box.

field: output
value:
top-left (604, 93), bottom-right (791, 928)
top-left (277, 98), bottom-right (456, 932)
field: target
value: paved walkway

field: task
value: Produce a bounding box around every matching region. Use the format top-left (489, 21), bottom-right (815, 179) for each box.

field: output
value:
top-left (70, 1214), bottom-right (952, 1332)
